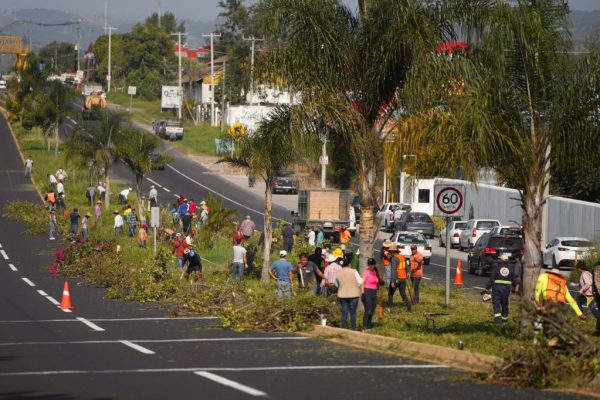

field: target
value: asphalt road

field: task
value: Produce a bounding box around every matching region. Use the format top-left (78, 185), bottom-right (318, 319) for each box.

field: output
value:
top-left (0, 114), bottom-right (593, 399)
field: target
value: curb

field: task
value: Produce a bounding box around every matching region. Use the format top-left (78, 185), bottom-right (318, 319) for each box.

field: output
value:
top-left (307, 325), bottom-right (501, 373)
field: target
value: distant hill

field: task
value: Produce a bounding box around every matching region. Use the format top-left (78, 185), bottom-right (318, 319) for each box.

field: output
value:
top-left (570, 10), bottom-right (600, 45)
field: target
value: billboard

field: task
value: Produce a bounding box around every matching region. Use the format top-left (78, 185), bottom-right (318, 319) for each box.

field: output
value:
top-left (226, 105), bottom-right (274, 133)
top-left (161, 86), bottom-right (181, 109)
top-left (0, 36), bottom-right (22, 54)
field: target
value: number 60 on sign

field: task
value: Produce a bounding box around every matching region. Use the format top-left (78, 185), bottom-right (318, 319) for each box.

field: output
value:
top-left (434, 185), bottom-right (465, 217)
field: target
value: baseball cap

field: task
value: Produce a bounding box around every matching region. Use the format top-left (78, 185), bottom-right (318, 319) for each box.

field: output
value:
top-left (367, 258), bottom-right (376, 265)
top-left (176, 233), bottom-right (182, 237)
top-left (279, 250), bottom-right (287, 257)
top-left (410, 245), bottom-right (417, 250)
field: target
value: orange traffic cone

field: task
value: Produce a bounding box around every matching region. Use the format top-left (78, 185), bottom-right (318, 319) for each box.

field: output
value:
top-left (454, 260), bottom-right (464, 286)
top-left (60, 281), bottom-right (73, 310)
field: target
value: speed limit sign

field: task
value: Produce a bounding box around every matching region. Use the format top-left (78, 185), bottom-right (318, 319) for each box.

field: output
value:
top-left (434, 185), bottom-right (465, 217)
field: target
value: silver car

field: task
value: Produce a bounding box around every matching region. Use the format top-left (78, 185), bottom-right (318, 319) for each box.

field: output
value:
top-left (439, 221), bottom-right (467, 248)
top-left (459, 219), bottom-right (500, 251)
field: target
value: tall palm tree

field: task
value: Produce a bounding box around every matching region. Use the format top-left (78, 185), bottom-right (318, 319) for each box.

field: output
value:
top-left (65, 110), bottom-right (123, 211)
top-left (117, 127), bottom-right (173, 215)
top-left (254, 0), bottom-right (450, 269)
top-left (220, 107), bottom-right (301, 283)
top-left (388, 0), bottom-right (598, 300)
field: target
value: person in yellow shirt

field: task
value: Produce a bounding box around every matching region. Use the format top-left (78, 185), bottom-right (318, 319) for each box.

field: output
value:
top-left (535, 267), bottom-right (585, 320)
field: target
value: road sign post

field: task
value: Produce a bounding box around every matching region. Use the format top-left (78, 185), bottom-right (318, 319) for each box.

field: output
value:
top-left (151, 207), bottom-right (160, 255)
top-left (434, 184), bottom-right (465, 306)
top-left (127, 86), bottom-right (136, 113)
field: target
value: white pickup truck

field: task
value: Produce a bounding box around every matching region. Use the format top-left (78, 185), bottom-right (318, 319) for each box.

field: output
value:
top-left (156, 120), bottom-right (184, 141)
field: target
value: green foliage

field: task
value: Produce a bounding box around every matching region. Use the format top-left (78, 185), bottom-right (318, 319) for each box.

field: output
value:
top-left (128, 247), bottom-right (179, 301)
top-left (2, 201), bottom-right (49, 235)
top-left (197, 195), bottom-right (239, 249)
top-left (37, 41), bottom-right (78, 73)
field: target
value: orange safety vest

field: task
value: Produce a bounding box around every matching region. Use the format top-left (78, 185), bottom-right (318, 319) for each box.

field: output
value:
top-left (47, 192), bottom-right (56, 203)
top-left (545, 273), bottom-right (567, 304)
top-left (395, 254), bottom-right (407, 280)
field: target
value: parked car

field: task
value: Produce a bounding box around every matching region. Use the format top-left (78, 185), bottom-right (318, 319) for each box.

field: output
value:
top-left (459, 219), bottom-right (501, 251)
top-left (439, 220), bottom-right (467, 248)
top-left (389, 231), bottom-right (431, 265)
top-left (272, 170), bottom-right (298, 194)
top-left (489, 225), bottom-right (523, 237)
top-left (376, 203), bottom-right (411, 232)
top-left (394, 212), bottom-right (435, 238)
top-left (467, 234), bottom-right (524, 276)
top-left (542, 237), bottom-right (596, 269)
top-left (157, 120), bottom-right (184, 140)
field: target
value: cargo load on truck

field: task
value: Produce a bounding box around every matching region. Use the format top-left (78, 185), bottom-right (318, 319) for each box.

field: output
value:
top-left (81, 91), bottom-right (106, 119)
top-left (292, 189), bottom-right (356, 240)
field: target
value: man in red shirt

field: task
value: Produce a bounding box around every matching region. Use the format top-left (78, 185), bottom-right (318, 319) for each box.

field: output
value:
top-left (171, 233), bottom-right (188, 270)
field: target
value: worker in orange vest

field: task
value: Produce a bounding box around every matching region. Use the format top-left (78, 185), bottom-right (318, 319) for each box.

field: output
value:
top-left (535, 267), bottom-right (585, 320)
top-left (388, 244), bottom-right (411, 311)
top-left (409, 244), bottom-right (424, 304)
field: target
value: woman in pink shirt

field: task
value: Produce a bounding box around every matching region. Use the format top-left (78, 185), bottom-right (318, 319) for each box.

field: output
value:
top-left (361, 257), bottom-right (381, 330)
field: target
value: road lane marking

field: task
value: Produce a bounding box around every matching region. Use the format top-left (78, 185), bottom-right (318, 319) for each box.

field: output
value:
top-left (21, 277), bottom-right (36, 287)
top-left (0, 316), bottom-right (219, 323)
top-left (0, 250), bottom-right (9, 260)
top-left (163, 187), bottom-right (171, 193)
top-left (0, 364), bottom-right (447, 377)
top-left (146, 178), bottom-right (162, 188)
top-left (76, 317), bottom-right (105, 332)
top-left (120, 340), bottom-right (155, 355)
top-left (473, 286), bottom-right (486, 290)
top-left (45, 296), bottom-right (61, 306)
top-left (37, 290), bottom-right (48, 296)
top-left (194, 371), bottom-right (266, 397)
top-left (8, 264), bottom-right (17, 271)
top-left (0, 337), bottom-right (308, 346)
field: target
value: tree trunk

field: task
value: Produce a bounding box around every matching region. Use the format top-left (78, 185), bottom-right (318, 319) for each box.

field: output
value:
top-left (521, 184), bottom-right (544, 301)
top-left (261, 179), bottom-right (273, 284)
top-left (357, 156), bottom-right (379, 273)
top-left (135, 173), bottom-right (144, 220)
top-left (54, 120), bottom-right (60, 158)
top-left (104, 171), bottom-right (111, 211)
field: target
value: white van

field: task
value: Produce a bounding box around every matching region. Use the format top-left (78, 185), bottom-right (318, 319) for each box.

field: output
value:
top-left (459, 219), bottom-right (501, 251)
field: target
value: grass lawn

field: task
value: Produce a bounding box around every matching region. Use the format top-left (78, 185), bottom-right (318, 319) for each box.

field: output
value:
top-left (108, 92), bottom-right (222, 157)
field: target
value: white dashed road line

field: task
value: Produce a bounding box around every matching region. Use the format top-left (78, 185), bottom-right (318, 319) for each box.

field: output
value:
top-left (8, 264), bottom-right (17, 271)
top-left (76, 317), bottom-right (105, 332)
top-left (21, 278), bottom-right (36, 287)
top-left (0, 250), bottom-right (9, 260)
top-left (120, 340), bottom-right (155, 355)
top-left (45, 296), bottom-right (61, 307)
top-left (194, 371), bottom-right (267, 397)
top-left (163, 187), bottom-right (171, 193)
top-left (146, 178), bottom-right (162, 188)
top-left (37, 290), bottom-right (48, 296)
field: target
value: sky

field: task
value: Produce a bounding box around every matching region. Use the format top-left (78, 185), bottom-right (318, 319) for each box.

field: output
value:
top-left (0, 0), bottom-right (596, 22)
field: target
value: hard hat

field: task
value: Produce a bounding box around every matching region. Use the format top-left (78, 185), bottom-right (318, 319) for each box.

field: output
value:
top-left (332, 248), bottom-right (344, 259)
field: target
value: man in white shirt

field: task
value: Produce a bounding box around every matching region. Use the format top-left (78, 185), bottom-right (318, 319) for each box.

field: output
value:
top-left (232, 239), bottom-right (248, 284)
top-left (56, 181), bottom-right (65, 195)
top-left (307, 226), bottom-right (316, 247)
top-left (56, 168), bottom-right (68, 182)
top-left (149, 185), bottom-right (158, 207)
top-left (24, 156), bottom-right (33, 177)
top-left (113, 210), bottom-right (124, 234)
top-left (48, 174), bottom-right (58, 189)
top-left (119, 187), bottom-right (132, 204)
top-left (97, 182), bottom-right (106, 200)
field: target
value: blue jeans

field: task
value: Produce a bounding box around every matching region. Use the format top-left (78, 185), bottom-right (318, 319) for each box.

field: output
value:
top-left (411, 277), bottom-right (421, 304)
top-left (232, 262), bottom-right (244, 283)
top-left (81, 228), bottom-right (88, 242)
top-left (128, 225), bottom-right (137, 237)
top-left (362, 289), bottom-right (377, 329)
top-left (277, 280), bottom-right (291, 298)
top-left (589, 299), bottom-right (600, 334)
top-left (339, 297), bottom-right (359, 330)
top-left (70, 223), bottom-right (78, 235)
top-left (49, 222), bottom-right (56, 239)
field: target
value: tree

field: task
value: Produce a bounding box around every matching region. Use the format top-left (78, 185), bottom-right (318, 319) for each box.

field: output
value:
top-left (144, 12), bottom-right (185, 34)
top-left (117, 128), bottom-right (173, 214)
top-left (43, 80), bottom-right (74, 158)
top-left (65, 110), bottom-right (124, 210)
top-left (38, 41), bottom-right (77, 73)
top-left (219, 107), bottom-right (301, 283)
top-left (388, 0), bottom-right (599, 301)
top-left (254, 0), bottom-right (448, 269)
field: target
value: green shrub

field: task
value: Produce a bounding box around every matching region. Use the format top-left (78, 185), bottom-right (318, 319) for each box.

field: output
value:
top-left (3, 201), bottom-right (49, 234)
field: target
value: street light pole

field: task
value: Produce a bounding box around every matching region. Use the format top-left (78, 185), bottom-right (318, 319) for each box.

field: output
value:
top-left (243, 36), bottom-right (265, 105)
top-left (171, 32), bottom-right (187, 120)
top-left (107, 26), bottom-right (116, 93)
top-left (203, 32), bottom-right (222, 127)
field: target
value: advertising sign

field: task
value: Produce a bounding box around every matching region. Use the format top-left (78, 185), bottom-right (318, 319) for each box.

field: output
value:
top-left (161, 86), bottom-right (181, 109)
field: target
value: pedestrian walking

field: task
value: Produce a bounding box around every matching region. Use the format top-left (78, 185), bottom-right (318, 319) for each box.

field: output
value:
top-left (232, 239), bottom-right (247, 284)
top-left (44, 190), bottom-right (57, 211)
top-left (321, 248), bottom-right (344, 296)
top-left (86, 185), bottom-right (95, 206)
top-left (178, 199), bottom-right (189, 217)
top-left (138, 224), bottom-right (148, 248)
top-left (95, 200), bottom-right (102, 219)
top-left (127, 208), bottom-right (138, 237)
top-left (97, 181), bottom-right (106, 200)
top-left (293, 253), bottom-right (322, 295)
top-left (339, 225), bottom-right (351, 247)
top-left (281, 224), bottom-right (296, 253)
top-left (316, 226), bottom-right (324, 246)
top-left (49, 210), bottom-right (57, 240)
top-left (336, 257), bottom-right (364, 330)
top-left (535, 266), bottom-right (585, 319)
top-left (361, 258), bottom-right (381, 330)
top-left (409, 244), bottom-right (424, 304)
top-left (308, 247), bottom-right (326, 295)
top-left (48, 173), bottom-right (57, 190)
top-left (81, 212), bottom-right (90, 241)
top-left (55, 168), bottom-right (68, 182)
top-left (232, 225), bottom-right (245, 244)
top-left (591, 261), bottom-right (600, 336)
top-left (149, 185), bottom-right (158, 207)
top-left (188, 198), bottom-right (197, 215)
top-left (269, 250), bottom-right (294, 298)
top-left (387, 244), bottom-right (411, 311)
top-left (307, 226), bottom-right (316, 247)
top-left (69, 208), bottom-right (80, 236)
top-left (240, 215), bottom-right (256, 240)
top-left (24, 155), bottom-right (33, 177)
top-left (573, 264), bottom-right (594, 312)
top-left (172, 233), bottom-right (188, 270)
top-left (181, 247), bottom-right (203, 282)
top-left (484, 253), bottom-right (520, 323)
top-left (119, 187), bottom-right (132, 204)
top-left (113, 210), bottom-right (124, 234)
top-left (56, 181), bottom-right (65, 198)
top-left (181, 211), bottom-right (193, 235)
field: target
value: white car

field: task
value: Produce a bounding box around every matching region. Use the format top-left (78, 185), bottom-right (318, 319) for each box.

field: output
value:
top-left (439, 221), bottom-right (467, 248)
top-left (542, 237), bottom-right (596, 269)
top-left (459, 219), bottom-right (501, 251)
top-left (489, 225), bottom-right (523, 237)
top-left (389, 231), bottom-right (431, 265)
top-left (376, 203), bottom-right (410, 232)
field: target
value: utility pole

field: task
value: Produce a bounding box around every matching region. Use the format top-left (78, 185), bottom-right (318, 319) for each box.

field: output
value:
top-left (243, 36), bottom-right (265, 105)
top-left (104, 0), bottom-right (107, 34)
top-left (221, 60), bottom-right (226, 134)
top-left (171, 32), bottom-right (187, 120)
top-left (203, 32), bottom-right (221, 126)
top-left (158, 0), bottom-right (162, 27)
top-left (107, 27), bottom-right (116, 92)
top-left (76, 19), bottom-right (81, 72)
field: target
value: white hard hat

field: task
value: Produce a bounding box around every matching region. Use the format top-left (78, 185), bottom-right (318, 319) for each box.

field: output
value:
top-left (279, 250), bottom-right (287, 257)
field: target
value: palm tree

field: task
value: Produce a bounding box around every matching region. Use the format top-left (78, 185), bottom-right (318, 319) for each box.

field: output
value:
top-left (46, 80), bottom-right (74, 158)
top-left (117, 127), bottom-right (173, 215)
top-left (220, 107), bottom-right (300, 283)
top-left (387, 0), bottom-right (598, 300)
top-left (254, 0), bottom-right (450, 269)
top-left (65, 110), bottom-right (123, 211)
